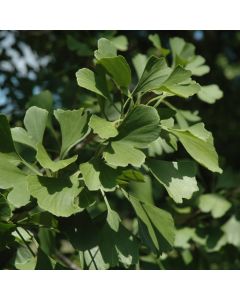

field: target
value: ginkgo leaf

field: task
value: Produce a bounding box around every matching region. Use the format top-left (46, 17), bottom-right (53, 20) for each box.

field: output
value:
top-left (89, 115), bottom-right (118, 139)
top-left (115, 105), bottom-right (160, 148)
top-left (148, 34), bottom-right (170, 56)
top-left (94, 38), bottom-right (131, 88)
top-left (222, 216), bottom-right (240, 247)
top-left (103, 105), bottom-right (160, 168)
top-left (133, 56), bottom-right (170, 94)
top-left (0, 160), bottom-right (30, 208)
top-left (54, 108), bottom-right (90, 158)
top-left (168, 124), bottom-right (222, 173)
top-left (98, 221), bottom-right (139, 267)
top-left (80, 158), bottom-right (120, 191)
top-left (147, 159), bottom-right (199, 203)
top-left (129, 175), bottom-right (154, 205)
top-left (24, 106), bottom-right (48, 145)
top-left (132, 53), bottom-right (148, 79)
top-left (98, 56), bottom-right (131, 88)
top-left (198, 194), bottom-right (231, 218)
top-left (170, 37), bottom-right (210, 76)
top-left (94, 38), bottom-right (117, 60)
top-left (158, 66), bottom-right (200, 98)
top-left (36, 144), bottom-right (77, 172)
top-left (124, 191), bottom-right (175, 253)
top-left (28, 172), bottom-right (81, 217)
top-left (186, 55), bottom-right (210, 76)
top-left (103, 141), bottom-right (146, 168)
top-left (117, 169), bottom-right (145, 184)
top-left (11, 127), bottom-right (36, 149)
top-left (110, 35), bottom-right (128, 51)
top-left (197, 84), bottom-right (223, 104)
top-left (76, 68), bottom-right (109, 98)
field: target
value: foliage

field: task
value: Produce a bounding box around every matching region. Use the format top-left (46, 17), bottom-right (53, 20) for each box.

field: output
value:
top-left (0, 31), bottom-right (239, 270)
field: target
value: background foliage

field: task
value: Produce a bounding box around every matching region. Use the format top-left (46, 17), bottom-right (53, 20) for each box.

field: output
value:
top-left (0, 30), bottom-right (240, 270)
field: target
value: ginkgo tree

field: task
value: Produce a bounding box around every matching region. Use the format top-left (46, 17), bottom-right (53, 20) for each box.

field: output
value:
top-left (0, 34), bottom-right (226, 270)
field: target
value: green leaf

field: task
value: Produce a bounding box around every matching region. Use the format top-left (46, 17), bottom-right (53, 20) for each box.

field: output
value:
top-left (61, 211), bottom-right (138, 268)
top-left (76, 68), bottom-right (109, 98)
top-left (129, 175), bottom-right (154, 205)
top-left (147, 159), bottom-right (198, 203)
top-left (98, 222), bottom-right (139, 268)
top-left (110, 35), bottom-right (128, 51)
top-left (174, 227), bottom-right (195, 249)
top-left (149, 34), bottom-right (162, 49)
top-left (186, 55), bottom-right (210, 76)
top-left (38, 227), bottom-right (56, 256)
top-left (115, 105), bottom-right (160, 148)
top-left (0, 114), bottom-right (19, 163)
top-left (89, 115), bottom-right (118, 139)
top-left (117, 169), bottom-right (145, 184)
top-left (158, 66), bottom-right (200, 98)
top-left (80, 158), bottom-right (120, 191)
top-left (197, 84), bottom-right (223, 104)
top-left (222, 216), bottom-right (240, 247)
top-left (168, 124), bottom-right (222, 173)
top-left (11, 127), bottom-right (36, 149)
top-left (98, 56), bottom-right (131, 88)
top-left (124, 191), bottom-right (175, 253)
top-left (132, 53), bottom-right (148, 79)
top-left (0, 160), bottom-right (30, 208)
top-left (199, 194), bottom-right (231, 218)
top-left (36, 144), bottom-right (77, 172)
top-left (14, 245), bottom-right (37, 270)
top-left (103, 105), bottom-right (160, 168)
top-left (134, 56), bottom-right (170, 94)
top-left (94, 38), bottom-right (117, 60)
top-left (28, 172), bottom-right (81, 217)
top-left (54, 108), bottom-right (89, 158)
top-left (170, 37), bottom-right (210, 76)
top-left (24, 106), bottom-right (48, 145)
top-left (103, 141), bottom-right (146, 168)
top-left (106, 206), bottom-right (120, 232)
top-left (148, 34), bottom-right (170, 56)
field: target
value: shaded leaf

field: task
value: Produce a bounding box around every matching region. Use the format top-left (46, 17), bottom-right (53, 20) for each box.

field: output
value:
top-left (124, 191), bottom-right (175, 253)
top-left (36, 144), bottom-right (77, 172)
top-left (168, 124), bottom-right (222, 173)
top-left (76, 68), bottom-right (109, 98)
top-left (147, 159), bottom-right (198, 203)
top-left (103, 141), bottom-right (146, 168)
top-left (133, 56), bottom-right (170, 94)
top-left (80, 158), bottom-right (120, 191)
top-left (0, 160), bottom-right (30, 208)
top-left (132, 53), bottom-right (148, 79)
top-left (28, 172), bottom-right (81, 217)
top-left (24, 106), bottom-right (48, 145)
